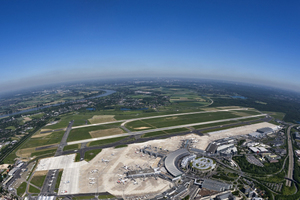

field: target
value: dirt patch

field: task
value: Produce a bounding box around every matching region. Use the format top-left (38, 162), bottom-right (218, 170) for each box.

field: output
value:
top-left (32, 131), bottom-right (52, 138)
top-left (34, 170), bottom-right (48, 176)
top-left (89, 128), bottom-right (124, 138)
top-left (88, 115), bottom-right (116, 124)
top-left (23, 117), bottom-right (32, 123)
top-left (165, 117), bottom-right (178, 120)
top-left (16, 147), bottom-right (36, 158)
top-left (0, 164), bottom-right (9, 170)
top-left (134, 127), bottom-right (151, 130)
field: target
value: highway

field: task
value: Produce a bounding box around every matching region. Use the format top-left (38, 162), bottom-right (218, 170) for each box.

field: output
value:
top-left (67, 114), bottom-right (266, 145)
top-left (286, 124), bottom-right (296, 187)
top-left (72, 108), bottom-right (249, 129)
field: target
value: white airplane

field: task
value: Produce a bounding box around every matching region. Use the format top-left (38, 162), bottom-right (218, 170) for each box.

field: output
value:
top-left (64, 181), bottom-right (70, 184)
top-left (89, 177), bottom-right (95, 180)
top-left (118, 174), bottom-right (123, 177)
top-left (90, 169), bottom-right (98, 173)
top-left (117, 179), bottom-right (127, 184)
top-left (133, 181), bottom-right (138, 185)
top-left (135, 151), bottom-right (140, 154)
top-left (111, 153), bottom-right (115, 156)
top-left (89, 181), bottom-right (95, 184)
top-left (123, 165), bottom-right (129, 170)
top-left (102, 159), bottom-right (109, 162)
top-left (140, 154), bottom-right (145, 157)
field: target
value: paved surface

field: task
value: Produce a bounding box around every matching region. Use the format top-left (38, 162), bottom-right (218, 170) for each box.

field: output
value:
top-left (286, 124), bottom-right (296, 187)
top-left (72, 108), bottom-right (248, 129)
top-left (67, 114), bottom-right (266, 145)
top-left (55, 120), bottom-right (74, 156)
top-left (40, 120), bottom-right (74, 196)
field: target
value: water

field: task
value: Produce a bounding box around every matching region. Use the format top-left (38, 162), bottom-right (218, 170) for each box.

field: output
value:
top-left (0, 89), bottom-right (116, 118)
top-left (86, 108), bottom-right (96, 111)
top-left (230, 95), bottom-right (247, 99)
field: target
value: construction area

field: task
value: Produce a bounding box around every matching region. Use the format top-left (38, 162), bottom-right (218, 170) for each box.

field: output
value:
top-left (34, 122), bottom-right (277, 198)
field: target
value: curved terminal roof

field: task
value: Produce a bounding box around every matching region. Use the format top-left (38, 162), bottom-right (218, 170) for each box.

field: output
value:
top-left (165, 149), bottom-right (190, 177)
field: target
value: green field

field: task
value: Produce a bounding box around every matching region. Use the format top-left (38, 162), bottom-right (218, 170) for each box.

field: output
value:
top-left (30, 175), bottom-right (46, 187)
top-left (84, 149), bottom-right (102, 161)
top-left (126, 111), bottom-right (242, 131)
top-left (201, 121), bottom-right (262, 133)
top-left (31, 149), bottom-right (57, 157)
top-left (143, 127), bottom-right (189, 138)
top-left (3, 148), bottom-right (18, 164)
top-left (55, 170), bottom-right (63, 191)
top-left (21, 131), bottom-right (65, 149)
top-left (30, 113), bottom-right (45, 119)
top-left (29, 185), bottom-right (40, 193)
top-left (89, 136), bottom-right (128, 146)
top-left (5, 126), bottom-right (16, 130)
top-left (115, 144), bottom-right (128, 148)
top-left (63, 144), bottom-right (80, 151)
top-left (17, 182), bottom-right (27, 196)
top-left (67, 123), bottom-right (122, 142)
top-left (75, 153), bottom-right (81, 162)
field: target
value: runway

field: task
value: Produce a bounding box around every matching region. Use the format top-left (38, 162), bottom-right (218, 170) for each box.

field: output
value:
top-left (67, 114), bottom-right (267, 145)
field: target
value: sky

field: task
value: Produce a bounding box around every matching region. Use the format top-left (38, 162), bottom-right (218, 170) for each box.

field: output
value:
top-left (0, 0), bottom-right (300, 93)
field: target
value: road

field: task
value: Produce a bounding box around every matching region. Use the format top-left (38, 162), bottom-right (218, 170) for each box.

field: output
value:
top-left (55, 120), bottom-right (74, 156)
top-left (67, 114), bottom-right (266, 145)
top-left (72, 108), bottom-right (249, 129)
top-left (40, 120), bottom-right (74, 196)
top-left (286, 124), bottom-right (296, 187)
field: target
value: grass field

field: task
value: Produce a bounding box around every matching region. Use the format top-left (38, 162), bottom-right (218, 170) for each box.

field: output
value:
top-left (84, 149), bottom-right (102, 161)
top-left (3, 148), bottom-right (18, 164)
top-left (17, 182), bottom-right (27, 196)
top-left (63, 144), bottom-right (79, 151)
top-left (30, 113), bottom-right (45, 119)
top-left (5, 126), bottom-right (16, 130)
top-left (67, 123), bottom-right (122, 142)
top-left (143, 127), bottom-right (189, 138)
top-left (46, 111), bottom-right (119, 129)
top-left (75, 153), bottom-right (80, 162)
top-left (115, 144), bottom-right (128, 148)
top-left (126, 111), bottom-right (242, 131)
top-left (31, 149), bottom-right (57, 157)
top-left (192, 116), bottom-right (264, 130)
top-left (88, 136), bottom-right (128, 147)
top-left (55, 170), bottom-right (63, 191)
top-left (30, 175), bottom-right (46, 187)
top-left (29, 185), bottom-right (40, 193)
top-left (21, 131), bottom-right (65, 149)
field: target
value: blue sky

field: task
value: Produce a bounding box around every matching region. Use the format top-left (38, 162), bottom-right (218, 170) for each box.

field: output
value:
top-left (0, 0), bottom-right (300, 92)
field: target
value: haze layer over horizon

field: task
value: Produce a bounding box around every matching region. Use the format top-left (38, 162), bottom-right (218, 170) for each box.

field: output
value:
top-left (1, 0), bottom-right (300, 92)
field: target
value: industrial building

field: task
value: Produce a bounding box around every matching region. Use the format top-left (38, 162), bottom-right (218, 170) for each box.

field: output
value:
top-left (295, 132), bottom-right (300, 140)
top-left (249, 147), bottom-right (268, 153)
top-left (205, 143), bottom-right (218, 154)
